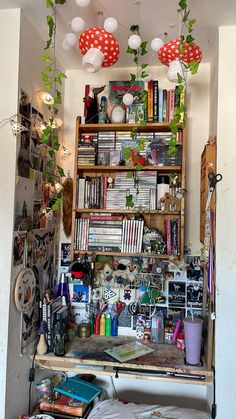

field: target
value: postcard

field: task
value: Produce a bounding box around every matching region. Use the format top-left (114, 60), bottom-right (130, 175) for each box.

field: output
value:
top-left (104, 341), bottom-right (154, 362)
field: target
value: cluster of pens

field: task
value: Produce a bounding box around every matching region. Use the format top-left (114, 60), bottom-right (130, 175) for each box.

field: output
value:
top-left (90, 300), bottom-right (125, 337)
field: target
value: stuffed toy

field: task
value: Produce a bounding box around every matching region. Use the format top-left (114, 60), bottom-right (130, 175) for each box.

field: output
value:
top-left (94, 261), bottom-right (114, 286)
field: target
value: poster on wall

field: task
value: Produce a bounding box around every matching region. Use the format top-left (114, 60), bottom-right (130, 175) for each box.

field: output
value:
top-left (19, 89), bottom-right (31, 120)
top-left (17, 116), bottom-right (31, 178)
top-left (13, 231), bottom-right (26, 266)
top-left (15, 176), bottom-right (34, 229)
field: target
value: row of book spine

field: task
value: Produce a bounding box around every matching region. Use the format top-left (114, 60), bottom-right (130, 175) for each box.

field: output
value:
top-left (77, 176), bottom-right (107, 209)
top-left (42, 296), bottom-right (64, 350)
top-left (147, 81), bottom-right (185, 123)
top-left (121, 219), bottom-right (144, 253)
top-left (164, 219), bottom-right (181, 256)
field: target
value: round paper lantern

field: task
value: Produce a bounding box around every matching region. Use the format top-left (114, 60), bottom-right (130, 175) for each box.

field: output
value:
top-left (104, 17), bottom-right (118, 33)
top-left (82, 48), bottom-right (104, 72)
top-left (79, 27), bottom-right (120, 69)
top-left (167, 59), bottom-right (184, 83)
top-left (71, 16), bottom-right (85, 32)
top-left (65, 32), bottom-right (77, 47)
top-left (76, 0), bottom-right (90, 7)
top-left (128, 34), bottom-right (142, 50)
top-left (151, 37), bottom-right (164, 52)
top-left (62, 39), bottom-right (72, 51)
top-left (122, 93), bottom-right (134, 106)
top-left (158, 38), bottom-right (202, 66)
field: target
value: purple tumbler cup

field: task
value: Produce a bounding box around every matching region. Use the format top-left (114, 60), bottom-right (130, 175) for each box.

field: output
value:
top-left (183, 318), bottom-right (203, 365)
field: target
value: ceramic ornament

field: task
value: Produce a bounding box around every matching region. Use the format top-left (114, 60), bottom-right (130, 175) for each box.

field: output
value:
top-left (79, 28), bottom-right (120, 70)
top-left (158, 38), bottom-right (202, 66)
top-left (14, 268), bottom-right (36, 313)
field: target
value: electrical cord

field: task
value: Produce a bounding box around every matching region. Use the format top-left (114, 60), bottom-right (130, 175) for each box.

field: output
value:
top-left (28, 346), bottom-right (38, 415)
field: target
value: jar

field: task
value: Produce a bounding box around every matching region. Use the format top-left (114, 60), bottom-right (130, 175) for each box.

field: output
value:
top-left (176, 332), bottom-right (185, 350)
top-left (78, 322), bottom-right (91, 338)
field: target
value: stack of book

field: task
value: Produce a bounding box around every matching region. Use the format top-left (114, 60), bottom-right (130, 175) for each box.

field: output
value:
top-left (77, 176), bottom-right (108, 209)
top-left (164, 218), bottom-right (181, 256)
top-left (88, 215), bottom-right (123, 252)
top-left (74, 218), bottom-right (89, 250)
top-left (121, 219), bottom-right (144, 253)
top-left (97, 131), bottom-right (115, 165)
top-left (42, 296), bottom-right (67, 351)
top-left (147, 82), bottom-right (185, 123)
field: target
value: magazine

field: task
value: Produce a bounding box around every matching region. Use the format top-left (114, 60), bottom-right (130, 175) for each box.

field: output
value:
top-left (104, 341), bottom-right (154, 362)
top-left (109, 81), bottom-right (144, 105)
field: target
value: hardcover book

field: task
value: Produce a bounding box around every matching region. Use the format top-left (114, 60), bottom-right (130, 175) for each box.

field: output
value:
top-left (109, 80), bottom-right (144, 105)
top-left (54, 377), bottom-right (103, 404)
top-left (39, 393), bottom-right (88, 417)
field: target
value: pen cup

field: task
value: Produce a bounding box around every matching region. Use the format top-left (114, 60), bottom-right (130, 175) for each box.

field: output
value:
top-left (183, 317), bottom-right (203, 365)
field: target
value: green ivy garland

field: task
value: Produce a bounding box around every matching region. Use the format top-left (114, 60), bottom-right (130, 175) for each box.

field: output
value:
top-left (40, 0), bottom-right (67, 210)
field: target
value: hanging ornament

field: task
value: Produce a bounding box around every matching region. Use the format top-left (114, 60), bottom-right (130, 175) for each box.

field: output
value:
top-left (76, 0), bottom-right (90, 6)
top-left (103, 17), bottom-right (118, 33)
top-left (65, 32), bottom-right (77, 47)
top-left (128, 34), bottom-right (142, 50)
top-left (10, 118), bottom-right (28, 136)
top-left (60, 145), bottom-right (72, 160)
top-left (167, 59), bottom-right (184, 83)
top-left (158, 38), bottom-right (202, 66)
top-left (151, 37), bottom-right (164, 52)
top-left (79, 28), bottom-right (120, 72)
top-left (122, 93), bottom-right (134, 106)
top-left (62, 39), bottom-right (72, 51)
top-left (71, 16), bottom-right (85, 32)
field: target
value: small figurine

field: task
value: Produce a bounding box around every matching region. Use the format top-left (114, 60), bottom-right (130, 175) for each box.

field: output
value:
top-left (83, 85), bottom-right (106, 124)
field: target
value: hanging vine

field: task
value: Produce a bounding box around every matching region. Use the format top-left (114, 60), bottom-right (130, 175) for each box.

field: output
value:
top-left (40, 0), bottom-right (67, 210)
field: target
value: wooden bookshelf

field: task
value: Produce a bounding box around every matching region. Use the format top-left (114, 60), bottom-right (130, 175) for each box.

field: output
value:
top-left (71, 117), bottom-right (186, 261)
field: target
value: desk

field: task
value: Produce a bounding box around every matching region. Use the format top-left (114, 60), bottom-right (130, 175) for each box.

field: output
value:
top-left (35, 336), bottom-right (213, 386)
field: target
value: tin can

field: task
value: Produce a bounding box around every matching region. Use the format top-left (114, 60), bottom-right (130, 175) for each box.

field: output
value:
top-left (78, 322), bottom-right (91, 338)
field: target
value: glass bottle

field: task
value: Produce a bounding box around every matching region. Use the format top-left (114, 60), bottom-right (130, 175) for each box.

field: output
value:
top-left (98, 96), bottom-right (107, 124)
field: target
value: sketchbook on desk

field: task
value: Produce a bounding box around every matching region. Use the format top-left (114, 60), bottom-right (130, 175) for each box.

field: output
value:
top-left (104, 341), bottom-right (154, 363)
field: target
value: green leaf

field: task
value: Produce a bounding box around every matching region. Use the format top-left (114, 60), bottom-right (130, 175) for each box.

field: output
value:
top-left (126, 194), bottom-right (134, 208)
top-left (140, 41), bottom-right (148, 50)
top-left (141, 71), bottom-right (149, 79)
top-left (127, 171), bottom-right (133, 179)
top-left (52, 134), bottom-right (60, 151)
top-left (134, 56), bottom-right (138, 65)
top-left (136, 137), bottom-right (145, 152)
top-left (41, 126), bottom-right (51, 144)
top-left (179, 0), bottom-right (187, 10)
top-left (47, 0), bottom-right (54, 7)
top-left (141, 63), bottom-right (148, 69)
top-left (43, 81), bottom-right (52, 89)
top-left (48, 148), bottom-right (55, 158)
top-left (177, 72), bottom-right (183, 84)
top-left (54, 76), bottom-right (62, 85)
top-left (130, 127), bottom-right (137, 139)
top-left (127, 46), bottom-right (134, 54)
top-left (130, 25), bottom-right (140, 34)
top-left (188, 61), bottom-right (199, 75)
top-left (44, 39), bottom-right (52, 50)
top-left (46, 159), bottom-right (54, 168)
top-left (52, 197), bottom-right (62, 212)
top-left (55, 0), bottom-right (67, 4)
top-left (41, 72), bottom-right (49, 82)
top-left (47, 15), bottom-right (55, 39)
top-left (123, 147), bottom-right (132, 159)
top-left (135, 163), bottom-right (144, 171)
top-left (56, 165), bottom-right (65, 177)
top-left (57, 71), bottom-right (67, 79)
top-left (186, 34), bottom-right (194, 44)
top-left (130, 73), bottom-right (136, 84)
top-left (42, 53), bottom-right (51, 62)
top-left (168, 121), bottom-right (178, 134)
top-left (179, 44), bottom-right (185, 53)
top-left (54, 90), bottom-right (62, 104)
top-left (44, 65), bottom-right (52, 72)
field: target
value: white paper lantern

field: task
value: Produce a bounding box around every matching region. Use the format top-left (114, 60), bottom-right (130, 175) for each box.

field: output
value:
top-left (104, 17), bottom-right (118, 33)
top-left (151, 37), bottom-right (164, 52)
top-left (167, 59), bottom-right (184, 83)
top-left (128, 34), bottom-right (142, 50)
top-left (65, 32), bottom-right (77, 47)
top-left (82, 48), bottom-right (104, 73)
top-left (71, 16), bottom-right (85, 32)
top-left (62, 39), bottom-right (72, 51)
top-left (76, 0), bottom-right (90, 7)
top-left (122, 93), bottom-right (134, 106)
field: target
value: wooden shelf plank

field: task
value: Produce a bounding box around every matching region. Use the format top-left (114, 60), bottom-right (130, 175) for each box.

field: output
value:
top-left (77, 165), bottom-right (182, 172)
top-left (74, 250), bottom-right (180, 259)
top-left (79, 122), bottom-right (183, 133)
top-left (74, 209), bottom-right (181, 215)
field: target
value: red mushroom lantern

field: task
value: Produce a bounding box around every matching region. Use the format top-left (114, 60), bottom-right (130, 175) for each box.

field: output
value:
top-left (158, 38), bottom-right (202, 66)
top-left (79, 27), bottom-right (120, 72)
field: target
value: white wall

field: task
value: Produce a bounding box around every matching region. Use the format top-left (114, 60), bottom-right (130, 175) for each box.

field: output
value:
top-left (0, 9), bottom-right (21, 419)
top-left (215, 26), bottom-right (236, 418)
top-left (62, 64), bottom-right (210, 252)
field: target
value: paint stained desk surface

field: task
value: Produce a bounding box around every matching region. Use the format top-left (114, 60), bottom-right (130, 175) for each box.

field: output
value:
top-left (36, 335), bottom-right (212, 380)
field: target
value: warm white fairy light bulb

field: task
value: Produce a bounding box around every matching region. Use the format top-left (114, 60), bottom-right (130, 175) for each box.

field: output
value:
top-left (122, 93), bottom-right (134, 106)
top-left (71, 16), bottom-right (85, 32)
top-left (75, 0), bottom-right (90, 7)
top-left (104, 17), bottom-right (118, 33)
top-left (167, 59), bottom-right (184, 83)
top-left (65, 33), bottom-right (77, 47)
top-left (151, 37), bottom-right (164, 52)
top-left (128, 34), bottom-right (142, 50)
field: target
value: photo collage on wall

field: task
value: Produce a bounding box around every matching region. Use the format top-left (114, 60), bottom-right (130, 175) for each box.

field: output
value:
top-left (13, 89), bottom-right (61, 352)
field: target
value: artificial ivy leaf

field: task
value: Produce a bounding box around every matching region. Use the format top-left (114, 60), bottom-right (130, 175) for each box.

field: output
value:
top-left (44, 66), bottom-right (52, 72)
top-left (141, 71), bottom-right (149, 79)
top-left (43, 81), bottom-right (52, 89)
top-left (44, 39), bottom-right (52, 50)
top-left (47, 15), bottom-right (55, 38)
top-left (47, 0), bottom-right (54, 7)
top-left (123, 147), bottom-right (132, 159)
top-left (54, 76), bottom-right (62, 85)
top-left (48, 149), bottom-right (55, 158)
top-left (126, 194), bottom-right (134, 208)
top-left (130, 73), bottom-right (136, 84)
top-left (42, 53), bottom-right (50, 62)
top-left (46, 159), bottom-right (54, 168)
top-left (186, 34), bottom-right (194, 44)
top-left (130, 127), bottom-right (137, 139)
top-left (130, 25), bottom-right (140, 34)
top-left (168, 121), bottom-right (178, 134)
top-left (57, 165), bottom-right (65, 177)
top-left (179, 44), bottom-right (185, 53)
top-left (177, 72), bottom-right (183, 84)
top-left (41, 72), bottom-right (49, 82)
top-left (141, 63), bottom-right (148, 69)
top-left (54, 90), bottom-right (62, 104)
top-left (52, 135), bottom-right (60, 150)
top-left (188, 61), bottom-right (199, 75)
top-left (127, 171), bottom-right (133, 179)
top-left (134, 56), bottom-right (138, 65)
top-left (182, 9), bottom-right (190, 22)
top-left (52, 197), bottom-right (62, 212)
top-left (55, 0), bottom-right (67, 4)
top-left (57, 71), bottom-right (67, 79)
top-left (179, 0), bottom-right (187, 10)
top-left (135, 163), bottom-right (144, 171)
top-left (127, 46), bottom-right (134, 54)
top-left (41, 126), bottom-right (51, 144)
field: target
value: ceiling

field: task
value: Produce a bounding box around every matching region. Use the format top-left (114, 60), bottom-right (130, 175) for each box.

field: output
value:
top-left (1, 0), bottom-right (236, 70)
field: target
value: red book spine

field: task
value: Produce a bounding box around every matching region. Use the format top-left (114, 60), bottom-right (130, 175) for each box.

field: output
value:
top-left (103, 175), bottom-right (107, 209)
top-left (169, 89), bottom-right (175, 121)
top-left (165, 219), bottom-right (172, 255)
